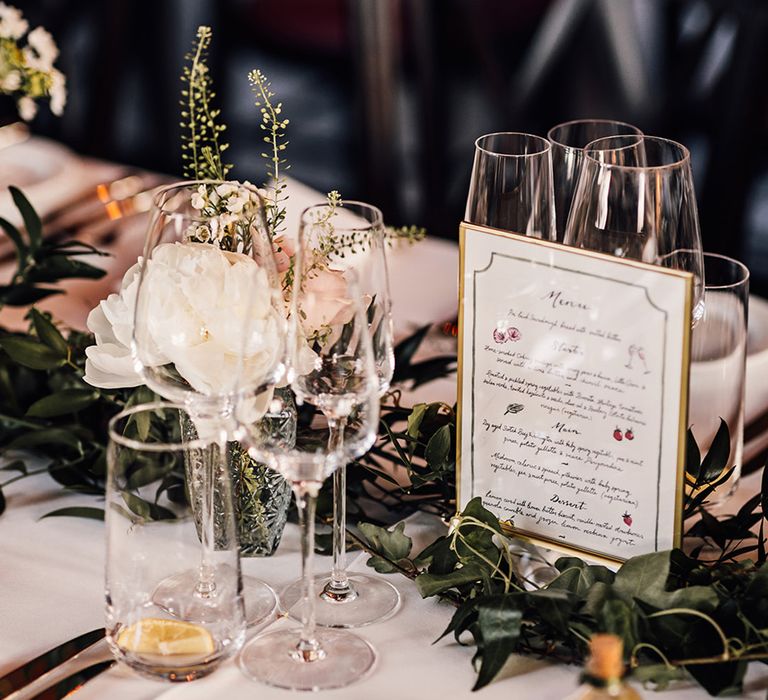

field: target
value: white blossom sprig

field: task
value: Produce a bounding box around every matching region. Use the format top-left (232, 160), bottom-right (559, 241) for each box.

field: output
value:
top-left (0, 3), bottom-right (66, 121)
top-left (248, 68), bottom-right (290, 239)
top-left (180, 26), bottom-right (230, 181)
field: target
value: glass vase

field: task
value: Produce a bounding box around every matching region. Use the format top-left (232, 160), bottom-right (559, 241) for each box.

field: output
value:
top-left (183, 388), bottom-right (295, 557)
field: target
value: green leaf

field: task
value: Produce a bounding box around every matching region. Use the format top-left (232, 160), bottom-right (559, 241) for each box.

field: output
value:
top-left (0, 284), bottom-right (62, 306)
top-left (26, 389), bottom-right (99, 418)
top-left (0, 484), bottom-right (5, 515)
top-left (0, 214), bottom-right (27, 261)
top-left (30, 309), bottom-right (68, 355)
top-left (406, 403), bottom-right (427, 440)
top-left (685, 428), bottom-right (701, 482)
top-left (26, 256), bottom-right (106, 283)
top-left (0, 335), bottom-right (65, 370)
top-left (699, 419), bottom-right (730, 483)
top-left (614, 550), bottom-right (718, 612)
top-left (549, 557), bottom-right (614, 595)
top-left (425, 424), bottom-right (452, 468)
top-left (0, 460), bottom-right (26, 475)
top-left (8, 428), bottom-right (83, 452)
top-left (122, 491), bottom-right (176, 521)
top-left (473, 596), bottom-right (522, 690)
top-left (358, 521), bottom-right (412, 564)
top-left (416, 563), bottom-right (486, 597)
top-left (39, 507), bottom-right (104, 521)
top-left (10, 186), bottom-right (42, 251)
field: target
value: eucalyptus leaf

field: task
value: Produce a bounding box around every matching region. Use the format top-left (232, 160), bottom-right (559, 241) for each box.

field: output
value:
top-left (122, 491), bottom-right (176, 520)
top-left (0, 336), bottom-right (65, 370)
top-left (30, 308), bottom-right (68, 355)
top-left (39, 507), bottom-right (104, 521)
top-left (0, 214), bottom-right (27, 261)
top-left (699, 419), bottom-right (730, 483)
top-left (27, 389), bottom-right (99, 418)
top-left (10, 186), bottom-right (41, 251)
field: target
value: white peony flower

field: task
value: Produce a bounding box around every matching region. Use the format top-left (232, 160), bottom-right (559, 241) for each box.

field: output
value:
top-left (83, 263), bottom-right (144, 389)
top-left (85, 242), bottom-right (285, 396)
top-left (0, 3), bottom-right (28, 40)
top-left (17, 95), bottom-right (36, 121)
top-left (49, 68), bottom-right (66, 115)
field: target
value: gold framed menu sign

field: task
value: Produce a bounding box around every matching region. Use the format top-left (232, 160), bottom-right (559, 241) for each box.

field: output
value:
top-left (457, 223), bottom-right (693, 564)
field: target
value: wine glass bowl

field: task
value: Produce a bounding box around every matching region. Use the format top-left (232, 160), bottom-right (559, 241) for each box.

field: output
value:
top-left (132, 180), bottom-right (286, 411)
top-left (465, 132), bottom-right (556, 239)
top-left (564, 135), bottom-right (705, 322)
top-left (547, 119), bottom-right (642, 241)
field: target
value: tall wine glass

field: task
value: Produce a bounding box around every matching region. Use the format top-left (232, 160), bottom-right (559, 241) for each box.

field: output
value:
top-left (132, 180), bottom-right (286, 624)
top-left (547, 119), bottom-right (642, 241)
top-left (564, 135), bottom-right (705, 322)
top-left (236, 269), bottom-right (381, 691)
top-left (465, 132), bottom-right (556, 239)
top-left (281, 201), bottom-right (400, 628)
top-left (106, 402), bottom-right (246, 681)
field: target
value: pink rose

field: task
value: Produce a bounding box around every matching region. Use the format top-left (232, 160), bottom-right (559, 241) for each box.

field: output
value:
top-left (300, 268), bottom-right (357, 336)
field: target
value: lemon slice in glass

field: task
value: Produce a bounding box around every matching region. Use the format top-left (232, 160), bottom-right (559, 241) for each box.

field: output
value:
top-left (117, 618), bottom-right (215, 657)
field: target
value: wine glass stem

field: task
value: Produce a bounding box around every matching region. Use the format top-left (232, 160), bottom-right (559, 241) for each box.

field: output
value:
top-left (326, 416), bottom-right (354, 598)
top-left (294, 482), bottom-right (325, 662)
top-left (196, 436), bottom-right (222, 597)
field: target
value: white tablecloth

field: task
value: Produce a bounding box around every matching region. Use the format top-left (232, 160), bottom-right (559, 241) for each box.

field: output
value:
top-left (2, 146), bottom-right (768, 699)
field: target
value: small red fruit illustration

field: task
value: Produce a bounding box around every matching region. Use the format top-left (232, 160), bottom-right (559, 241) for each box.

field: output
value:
top-left (492, 328), bottom-right (506, 344)
top-left (507, 327), bottom-right (521, 342)
top-left (622, 512), bottom-right (633, 527)
top-left (613, 427), bottom-right (623, 441)
top-left (625, 428), bottom-right (634, 441)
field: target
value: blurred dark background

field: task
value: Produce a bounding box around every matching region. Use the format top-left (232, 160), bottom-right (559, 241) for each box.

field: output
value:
top-left (19, 0), bottom-right (768, 293)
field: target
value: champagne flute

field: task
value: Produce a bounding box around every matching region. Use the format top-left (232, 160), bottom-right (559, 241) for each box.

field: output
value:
top-left (564, 135), bottom-right (705, 322)
top-left (465, 132), bottom-right (556, 239)
top-left (281, 201), bottom-right (400, 628)
top-left (132, 180), bottom-right (286, 624)
top-left (106, 402), bottom-right (246, 681)
top-left (236, 269), bottom-right (381, 691)
top-left (547, 119), bottom-right (642, 241)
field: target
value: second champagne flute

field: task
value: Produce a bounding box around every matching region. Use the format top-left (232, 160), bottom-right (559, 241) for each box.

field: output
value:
top-left (281, 202), bottom-right (400, 627)
top-left (236, 269), bottom-right (381, 691)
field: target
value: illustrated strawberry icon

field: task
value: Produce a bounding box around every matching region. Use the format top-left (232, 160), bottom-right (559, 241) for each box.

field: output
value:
top-left (622, 512), bottom-right (632, 527)
top-left (507, 327), bottom-right (521, 342)
top-left (613, 427), bottom-right (623, 442)
top-left (493, 328), bottom-right (506, 344)
top-left (625, 428), bottom-right (634, 441)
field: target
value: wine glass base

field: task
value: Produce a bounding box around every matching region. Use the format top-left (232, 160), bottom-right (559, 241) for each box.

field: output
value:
top-left (152, 569), bottom-right (276, 626)
top-left (281, 573), bottom-right (401, 628)
top-left (238, 627), bottom-right (376, 691)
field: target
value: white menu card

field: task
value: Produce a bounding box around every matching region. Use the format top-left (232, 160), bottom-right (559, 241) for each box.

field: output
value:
top-left (458, 223), bottom-right (693, 563)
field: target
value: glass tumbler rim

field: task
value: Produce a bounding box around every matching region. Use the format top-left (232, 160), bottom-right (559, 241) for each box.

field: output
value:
top-left (660, 249), bottom-right (749, 290)
top-left (108, 401), bottom-right (214, 452)
top-left (547, 118), bottom-right (643, 151)
top-left (473, 132), bottom-right (551, 158)
top-left (300, 200), bottom-right (384, 230)
top-left (582, 134), bottom-right (691, 171)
